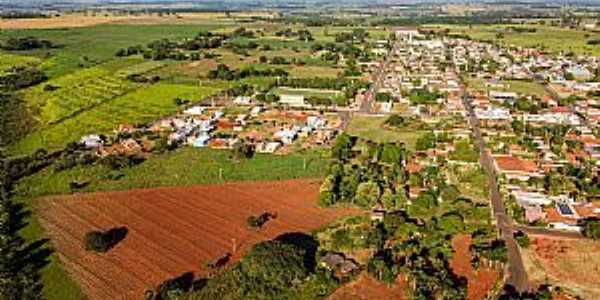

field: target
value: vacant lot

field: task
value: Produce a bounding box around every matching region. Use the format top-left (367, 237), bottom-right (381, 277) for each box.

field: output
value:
top-left (522, 236), bottom-right (600, 299)
top-left (345, 115), bottom-right (424, 150)
top-left (451, 234), bottom-right (501, 300)
top-left (37, 179), bottom-right (358, 300)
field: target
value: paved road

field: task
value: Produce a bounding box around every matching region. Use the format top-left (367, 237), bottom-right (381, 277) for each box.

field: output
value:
top-left (462, 93), bottom-right (532, 293)
top-left (360, 41), bottom-right (399, 114)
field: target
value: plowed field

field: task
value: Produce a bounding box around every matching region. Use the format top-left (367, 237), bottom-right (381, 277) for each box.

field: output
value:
top-left (37, 179), bottom-right (359, 300)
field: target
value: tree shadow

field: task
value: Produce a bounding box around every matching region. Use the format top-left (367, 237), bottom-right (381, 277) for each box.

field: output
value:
top-left (275, 232), bottom-right (319, 271)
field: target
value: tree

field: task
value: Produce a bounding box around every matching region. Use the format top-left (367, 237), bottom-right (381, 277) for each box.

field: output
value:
top-left (331, 133), bottom-right (354, 161)
top-left (582, 219), bottom-right (600, 240)
top-left (355, 181), bottom-right (380, 208)
top-left (415, 132), bottom-right (436, 151)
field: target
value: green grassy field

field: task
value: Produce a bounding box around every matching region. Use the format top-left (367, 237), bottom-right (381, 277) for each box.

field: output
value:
top-left (429, 24), bottom-right (600, 56)
top-left (14, 147), bottom-right (327, 300)
top-left (11, 83), bottom-right (221, 154)
top-left (0, 24), bottom-right (228, 78)
top-left (0, 52), bottom-right (42, 74)
top-left (464, 77), bottom-right (549, 98)
top-left (272, 87), bottom-right (342, 98)
top-left (345, 115), bottom-right (425, 150)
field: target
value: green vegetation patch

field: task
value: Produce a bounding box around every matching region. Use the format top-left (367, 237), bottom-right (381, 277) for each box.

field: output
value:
top-left (346, 116), bottom-right (425, 150)
top-left (11, 83), bottom-right (221, 154)
top-left (0, 52), bottom-right (42, 74)
top-left (22, 66), bottom-right (138, 126)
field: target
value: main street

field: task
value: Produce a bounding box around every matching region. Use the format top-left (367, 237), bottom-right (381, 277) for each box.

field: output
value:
top-left (462, 93), bottom-right (532, 293)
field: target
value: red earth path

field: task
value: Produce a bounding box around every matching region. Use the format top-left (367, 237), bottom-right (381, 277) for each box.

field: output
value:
top-left (37, 179), bottom-right (360, 300)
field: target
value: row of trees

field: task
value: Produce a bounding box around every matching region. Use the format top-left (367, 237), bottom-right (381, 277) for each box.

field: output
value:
top-left (207, 64), bottom-right (288, 80)
top-left (0, 37), bottom-right (54, 51)
top-left (0, 153), bottom-right (50, 299)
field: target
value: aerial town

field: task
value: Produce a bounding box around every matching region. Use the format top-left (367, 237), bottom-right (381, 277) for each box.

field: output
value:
top-left (1, 1), bottom-right (600, 300)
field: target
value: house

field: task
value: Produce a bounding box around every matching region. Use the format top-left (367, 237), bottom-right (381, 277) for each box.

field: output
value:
top-left (492, 155), bottom-right (540, 181)
top-left (512, 191), bottom-right (552, 207)
top-left (319, 252), bottom-right (359, 278)
top-left (233, 96), bottom-right (252, 105)
top-left (192, 133), bottom-right (211, 148)
top-left (279, 94), bottom-right (306, 107)
top-left (490, 91), bottom-right (518, 103)
top-left (183, 106), bottom-right (205, 116)
top-left (80, 134), bottom-right (103, 149)
top-left (256, 141), bottom-right (281, 153)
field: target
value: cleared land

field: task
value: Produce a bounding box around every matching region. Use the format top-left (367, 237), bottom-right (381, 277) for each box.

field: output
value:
top-left (522, 236), bottom-right (600, 299)
top-left (450, 234), bottom-right (501, 300)
top-left (345, 115), bottom-right (424, 150)
top-left (36, 179), bottom-right (359, 300)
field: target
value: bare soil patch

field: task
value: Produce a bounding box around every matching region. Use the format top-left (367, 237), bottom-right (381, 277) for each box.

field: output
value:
top-left (523, 236), bottom-right (600, 299)
top-left (328, 273), bottom-right (407, 300)
top-left (37, 179), bottom-right (359, 300)
top-left (451, 234), bottom-right (501, 300)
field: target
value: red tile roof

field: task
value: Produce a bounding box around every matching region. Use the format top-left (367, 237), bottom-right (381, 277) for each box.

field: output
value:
top-left (493, 155), bottom-right (538, 173)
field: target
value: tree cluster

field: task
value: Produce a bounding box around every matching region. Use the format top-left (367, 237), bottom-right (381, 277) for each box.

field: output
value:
top-left (208, 64), bottom-right (288, 81)
top-left (319, 134), bottom-right (409, 209)
top-left (0, 37), bottom-right (53, 51)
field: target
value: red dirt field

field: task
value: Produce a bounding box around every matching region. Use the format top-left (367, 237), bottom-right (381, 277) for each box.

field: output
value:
top-left (451, 234), bottom-right (501, 300)
top-left (36, 179), bottom-right (360, 300)
top-left (328, 273), bottom-right (407, 300)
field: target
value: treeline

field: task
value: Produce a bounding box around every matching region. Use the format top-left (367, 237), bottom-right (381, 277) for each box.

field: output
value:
top-left (0, 37), bottom-right (54, 51)
top-left (0, 66), bottom-right (47, 90)
top-left (0, 151), bottom-right (53, 299)
top-left (274, 28), bottom-right (314, 41)
top-left (207, 64), bottom-right (288, 80)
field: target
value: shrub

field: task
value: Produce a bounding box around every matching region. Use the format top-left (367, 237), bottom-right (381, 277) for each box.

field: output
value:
top-left (84, 227), bottom-right (128, 253)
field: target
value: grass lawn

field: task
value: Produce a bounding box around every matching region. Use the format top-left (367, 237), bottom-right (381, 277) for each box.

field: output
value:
top-left (429, 24), bottom-right (600, 56)
top-left (11, 83), bottom-right (221, 155)
top-left (345, 115), bottom-right (425, 150)
top-left (14, 147), bottom-right (328, 300)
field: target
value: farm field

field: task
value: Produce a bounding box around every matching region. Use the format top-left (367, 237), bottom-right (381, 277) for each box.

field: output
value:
top-left (429, 24), bottom-right (600, 56)
top-left (521, 236), bottom-right (600, 299)
top-left (10, 83), bottom-right (221, 155)
top-left (36, 179), bottom-right (360, 300)
top-left (345, 115), bottom-right (425, 150)
top-left (450, 234), bottom-right (501, 300)
top-left (15, 148), bottom-right (328, 299)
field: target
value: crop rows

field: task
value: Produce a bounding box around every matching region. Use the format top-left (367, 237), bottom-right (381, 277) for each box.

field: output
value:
top-left (23, 67), bottom-right (138, 126)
